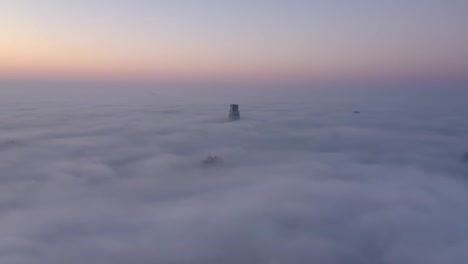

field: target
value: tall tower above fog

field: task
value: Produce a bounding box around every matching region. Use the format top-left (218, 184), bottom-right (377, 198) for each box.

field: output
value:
top-left (229, 104), bottom-right (240, 121)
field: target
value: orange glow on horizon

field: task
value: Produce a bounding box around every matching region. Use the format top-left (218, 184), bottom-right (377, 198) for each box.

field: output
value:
top-left (1, 1), bottom-right (467, 85)
top-left (0, 15), bottom-right (427, 83)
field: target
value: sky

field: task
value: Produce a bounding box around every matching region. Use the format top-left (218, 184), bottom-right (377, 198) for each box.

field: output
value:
top-left (1, 0), bottom-right (468, 85)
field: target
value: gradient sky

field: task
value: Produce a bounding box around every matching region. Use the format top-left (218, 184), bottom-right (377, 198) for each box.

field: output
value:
top-left (1, 0), bottom-right (467, 84)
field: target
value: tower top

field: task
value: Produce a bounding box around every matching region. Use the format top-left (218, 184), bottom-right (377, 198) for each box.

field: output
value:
top-left (230, 104), bottom-right (239, 111)
top-left (229, 104), bottom-right (240, 121)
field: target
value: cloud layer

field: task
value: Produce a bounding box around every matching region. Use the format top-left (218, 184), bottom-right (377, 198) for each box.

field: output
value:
top-left (1, 89), bottom-right (468, 264)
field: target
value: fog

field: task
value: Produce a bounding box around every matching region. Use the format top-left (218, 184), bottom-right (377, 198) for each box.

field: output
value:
top-left (1, 83), bottom-right (468, 263)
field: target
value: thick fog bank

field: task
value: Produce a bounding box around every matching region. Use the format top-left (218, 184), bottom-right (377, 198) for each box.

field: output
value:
top-left (1, 86), bottom-right (468, 263)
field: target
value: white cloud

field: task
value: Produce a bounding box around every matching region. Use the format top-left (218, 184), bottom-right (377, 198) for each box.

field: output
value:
top-left (0, 89), bottom-right (468, 264)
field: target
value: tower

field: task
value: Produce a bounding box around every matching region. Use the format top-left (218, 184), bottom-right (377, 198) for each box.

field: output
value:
top-left (229, 104), bottom-right (240, 121)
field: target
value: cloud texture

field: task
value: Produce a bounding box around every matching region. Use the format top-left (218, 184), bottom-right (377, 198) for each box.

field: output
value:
top-left (1, 88), bottom-right (468, 264)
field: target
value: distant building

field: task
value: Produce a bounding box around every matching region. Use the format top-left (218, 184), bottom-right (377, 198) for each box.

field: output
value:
top-left (462, 152), bottom-right (468, 163)
top-left (229, 104), bottom-right (240, 121)
top-left (202, 155), bottom-right (222, 167)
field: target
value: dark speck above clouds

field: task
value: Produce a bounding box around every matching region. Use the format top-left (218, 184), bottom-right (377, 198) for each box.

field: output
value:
top-left (1, 87), bottom-right (468, 264)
